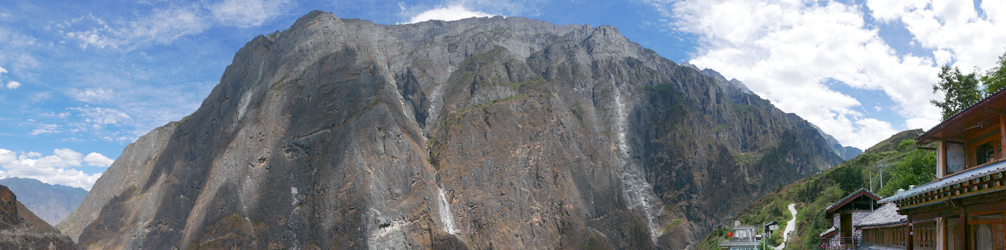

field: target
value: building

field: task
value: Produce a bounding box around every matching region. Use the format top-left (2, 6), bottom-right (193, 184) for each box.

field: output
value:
top-left (880, 89), bottom-right (1006, 249)
top-left (719, 222), bottom-right (760, 250)
top-left (820, 188), bottom-right (881, 249)
top-left (857, 202), bottom-right (912, 249)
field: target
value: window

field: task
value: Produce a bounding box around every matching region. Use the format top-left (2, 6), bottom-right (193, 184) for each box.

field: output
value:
top-left (977, 141), bottom-right (997, 166)
top-left (965, 127), bottom-right (1001, 168)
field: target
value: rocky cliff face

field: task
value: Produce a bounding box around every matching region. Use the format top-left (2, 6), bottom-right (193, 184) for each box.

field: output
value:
top-left (60, 11), bottom-right (843, 249)
top-left (0, 178), bottom-right (88, 226)
top-left (0, 184), bottom-right (78, 250)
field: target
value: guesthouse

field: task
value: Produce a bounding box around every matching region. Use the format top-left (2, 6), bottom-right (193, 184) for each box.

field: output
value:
top-left (881, 88), bottom-right (1006, 249)
top-left (820, 188), bottom-right (880, 249)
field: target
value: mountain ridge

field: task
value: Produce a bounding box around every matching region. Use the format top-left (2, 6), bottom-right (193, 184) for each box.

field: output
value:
top-left (60, 11), bottom-right (844, 249)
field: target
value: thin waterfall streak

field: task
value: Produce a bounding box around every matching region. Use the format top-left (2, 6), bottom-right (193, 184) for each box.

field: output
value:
top-left (614, 86), bottom-right (662, 243)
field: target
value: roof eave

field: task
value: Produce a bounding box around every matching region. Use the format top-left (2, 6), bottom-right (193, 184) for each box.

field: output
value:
top-left (918, 88), bottom-right (1006, 144)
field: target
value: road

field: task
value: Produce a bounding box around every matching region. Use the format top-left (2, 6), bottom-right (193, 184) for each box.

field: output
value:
top-left (773, 203), bottom-right (798, 250)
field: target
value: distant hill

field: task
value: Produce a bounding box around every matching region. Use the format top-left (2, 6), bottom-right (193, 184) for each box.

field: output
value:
top-left (0, 177), bottom-right (88, 226)
top-left (0, 184), bottom-right (78, 249)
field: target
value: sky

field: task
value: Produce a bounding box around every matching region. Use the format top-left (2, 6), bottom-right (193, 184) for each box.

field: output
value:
top-left (1, 0), bottom-right (1004, 190)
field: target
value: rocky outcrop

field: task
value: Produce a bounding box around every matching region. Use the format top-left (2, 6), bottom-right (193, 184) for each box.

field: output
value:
top-left (57, 121), bottom-right (178, 243)
top-left (0, 185), bottom-right (78, 250)
top-left (0, 178), bottom-right (88, 226)
top-left (61, 11), bottom-right (843, 249)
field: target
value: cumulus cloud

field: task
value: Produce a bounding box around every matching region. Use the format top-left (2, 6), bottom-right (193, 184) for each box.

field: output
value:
top-left (210, 0), bottom-right (289, 28)
top-left (84, 152), bottom-right (114, 167)
top-left (648, 0), bottom-right (956, 149)
top-left (0, 148), bottom-right (105, 190)
top-left (406, 5), bottom-right (495, 24)
top-left (5, 80), bottom-right (18, 89)
top-left (866, 0), bottom-right (1006, 70)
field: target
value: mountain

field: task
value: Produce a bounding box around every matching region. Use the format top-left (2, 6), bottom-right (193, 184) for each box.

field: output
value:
top-left (0, 184), bottom-right (78, 249)
top-left (696, 129), bottom-right (927, 249)
top-left (59, 11), bottom-right (843, 249)
top-left (690, 63), bottom-right (862, 162)
top-left (810, 124), bottom-right (863, 161)
top-left (0, 177), bottom-right (88, 226)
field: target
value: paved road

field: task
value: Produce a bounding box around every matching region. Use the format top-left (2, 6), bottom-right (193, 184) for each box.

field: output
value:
top-left (773, 203), bottom-right (798, 250)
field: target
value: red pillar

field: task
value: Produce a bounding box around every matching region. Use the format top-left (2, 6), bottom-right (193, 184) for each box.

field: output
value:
top-left (960, 207), bottom-right (968, 250)
top-left (908, 214), bottom-right (914, 250)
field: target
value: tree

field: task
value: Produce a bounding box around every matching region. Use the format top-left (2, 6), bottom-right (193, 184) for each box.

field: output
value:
top-left (932, 51), bottom-right (1006, 120)
top-left (931, 65), bottom-right (982, 120)
top-left (982, 53), bottom-right (1006, 94)
top-left (878, 149), bottom-right (936, 197)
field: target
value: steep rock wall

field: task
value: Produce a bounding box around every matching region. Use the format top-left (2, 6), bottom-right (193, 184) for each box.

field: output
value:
top-left (62, 11), bottom-right (842, 249)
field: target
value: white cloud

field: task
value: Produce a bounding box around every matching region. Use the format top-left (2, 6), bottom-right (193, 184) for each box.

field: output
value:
top-left (84, 152), bottom-right (114, 167)
top-left (5, 80), bottom-right (18, 89)
top-left (63, 0), bottom-right (293, 50)
top-left (866, 0), bottom-right (1006, 70)
top-left (0, 66), bottom-right (6, 76)
top-left (406, 5), bottom-right (495, 24)
top-left (65, 7), bottom-right (209, 50)
top-left (70, 106), bottom-right (131, 126)
top-left (30, 123), bottom-right (60, 135)
top-left (72, 87), bottom-right (113, 102)
top-left (0, 148), bottom-right (104, 190)
top-left (653, 0), bottom-right (947, 149)
top-left (210, 0), bottom-right (289, 28)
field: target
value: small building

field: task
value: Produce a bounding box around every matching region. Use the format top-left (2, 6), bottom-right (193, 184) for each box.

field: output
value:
top-left (856, 202), bottom-right (915, 249)
top-left (881, 89), bottom-right (1006, 249)
top-left (820, 188), bottom-right (880, 249)
top-left (719, 222), bottom-right (760, 250)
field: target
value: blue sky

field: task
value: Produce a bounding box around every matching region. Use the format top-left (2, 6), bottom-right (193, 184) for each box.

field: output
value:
top-left (1, 0), bottom-right (1004, 190)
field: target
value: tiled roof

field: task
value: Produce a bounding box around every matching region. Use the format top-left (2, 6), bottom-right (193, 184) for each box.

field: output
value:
top-left (820, 227), bottom-right (836, 238)
top-left (879, 160), bottom-right (1006, 204)
top-left (854, 203), bottom-right (906, 228)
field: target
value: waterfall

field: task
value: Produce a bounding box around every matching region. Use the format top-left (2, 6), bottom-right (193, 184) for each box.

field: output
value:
top-left (437, 185), bottom-right (460, 234)
top-left (422, 80), bottom-right (457, 235)
top-left (424, 83), bottom-right (445, 134)
top-left (613, 86), bottom-right (662, 243)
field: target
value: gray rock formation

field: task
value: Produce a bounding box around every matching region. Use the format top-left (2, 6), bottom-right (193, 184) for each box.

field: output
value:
top-left (60, 11), bottom-right (843, 249)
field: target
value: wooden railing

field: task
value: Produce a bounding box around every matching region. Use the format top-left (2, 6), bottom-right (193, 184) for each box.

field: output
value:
top-left (860, 222), bottom-right (936, 250)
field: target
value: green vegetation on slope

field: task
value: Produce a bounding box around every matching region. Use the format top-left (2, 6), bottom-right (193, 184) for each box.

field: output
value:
top-left (697, 129), bottom-right (936, 250)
